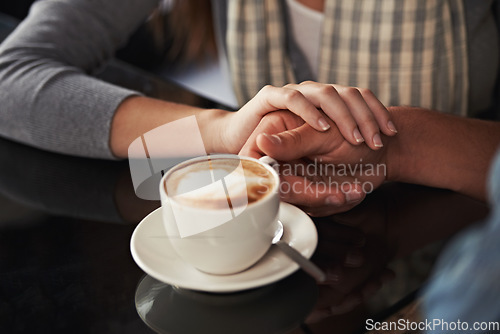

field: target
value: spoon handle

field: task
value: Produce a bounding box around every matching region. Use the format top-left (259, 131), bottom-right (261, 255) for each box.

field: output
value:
top-left (275, 241), bottom-right (326, 283)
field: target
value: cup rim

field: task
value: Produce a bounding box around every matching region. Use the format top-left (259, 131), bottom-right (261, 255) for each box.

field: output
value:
top-left (159, 154), bottom-right (280, 210)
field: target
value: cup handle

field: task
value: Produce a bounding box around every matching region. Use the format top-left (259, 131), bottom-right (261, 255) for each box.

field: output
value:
top-left (258, 156), bottom-right (278, 168)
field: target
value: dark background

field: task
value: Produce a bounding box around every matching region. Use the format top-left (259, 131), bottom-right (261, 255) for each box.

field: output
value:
top-left (0, 1), bottom-right (33, 20)
top-left (0, 0), bottom-right (168, 70)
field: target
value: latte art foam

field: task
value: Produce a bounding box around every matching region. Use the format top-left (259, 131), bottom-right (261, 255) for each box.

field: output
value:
top-left (165, 158), bottom-right (276, 210)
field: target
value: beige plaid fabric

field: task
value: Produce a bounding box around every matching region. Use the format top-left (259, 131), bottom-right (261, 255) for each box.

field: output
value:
top-left (227, 0), bottom-right (469, 115)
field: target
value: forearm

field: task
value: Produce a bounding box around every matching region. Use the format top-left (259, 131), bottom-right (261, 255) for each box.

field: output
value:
top-left (110, 96), bottom-right (232, 158)
top-left (387, 107), bottom-right (500, 201)
top-left (0, 0), bottom-right (158, 158)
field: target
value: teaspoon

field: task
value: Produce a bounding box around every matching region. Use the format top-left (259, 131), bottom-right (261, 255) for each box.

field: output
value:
top-left (272, 221), bottom-right (326, 282)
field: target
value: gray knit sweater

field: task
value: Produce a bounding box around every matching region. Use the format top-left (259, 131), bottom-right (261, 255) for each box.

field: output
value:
top-left (0, 0), bottom-right (158, 159)
top-left (0, 0), bottom-right (498, 159)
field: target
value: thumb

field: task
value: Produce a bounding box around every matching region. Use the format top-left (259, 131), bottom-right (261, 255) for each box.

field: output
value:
top-left (257, 123), bottom-right (328, 161)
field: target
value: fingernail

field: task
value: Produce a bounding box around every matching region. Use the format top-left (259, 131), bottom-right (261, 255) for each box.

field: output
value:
top-left (326, 196), bottom-right (343, 206)
top-left (373, 133), bottom-right (383, 147)
top-left (263, 133), bottom-right (281, 145)
top-left (353, 128), bottom-right (364, 143)
top-left (317, 117), bottom-right (330, 131)
top-left (345, 189), bottom-right (363, 203)
top-left (271, 134), bottom-right (282, 144)
top-left (387, 121), bottom-right (398, 133)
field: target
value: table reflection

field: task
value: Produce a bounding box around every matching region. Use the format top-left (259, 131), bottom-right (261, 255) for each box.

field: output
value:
top-left (0, 135), bottom-right (158, 224)
top-left (306, 183), bottom-right (488, 333)
top-left (135, 272), bottom-right (317, 334)
top-left (0, 134), bottom-right (489, 333)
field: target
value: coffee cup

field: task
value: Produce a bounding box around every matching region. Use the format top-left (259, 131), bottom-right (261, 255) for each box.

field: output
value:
top-left (159, 154), bottom-right (280, 275)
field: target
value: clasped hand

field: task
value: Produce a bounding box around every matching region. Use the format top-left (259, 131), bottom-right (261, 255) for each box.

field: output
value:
top-left (233, 82), bottom-right (396, 216)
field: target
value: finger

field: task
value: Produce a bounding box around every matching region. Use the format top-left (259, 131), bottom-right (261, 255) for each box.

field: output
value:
top-left (240, 131), bottom-right (270, 158)
top-left (239, 129), bottom-right (265, 158)
top-left (290, 82), bottom-right (363, 146)
top-left (242, 130), bottom-right (298, 158)
top-left (257, 123), bottom-right (337, 161)
top-left (301, 201), bottom-right (362, 217)
top-left (279, 174), bottom-right (343, 208)
top-left (239, 140), bottom-right (264, 159)
top-left (239, 111), bottom-right (303, 158)
top-left (246, 85), bottom-right (331, 132)
top-left (358, 88), bottom-right (398, 136)
top-left (278, 175), bottom-right (365, 214)
top-left (334, 86), bottom-right (383, 150)
top-left (299, 187), bottom-right (365, 216)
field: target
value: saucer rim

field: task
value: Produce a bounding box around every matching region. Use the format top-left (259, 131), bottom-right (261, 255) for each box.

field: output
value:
top-left (130, 202), bottom-right (318, 293)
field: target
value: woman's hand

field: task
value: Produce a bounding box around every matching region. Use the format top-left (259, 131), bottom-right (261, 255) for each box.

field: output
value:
top-left (112, 81), bottom-right (394, 159)
top-left (219, 81), bottom-right (397, 154)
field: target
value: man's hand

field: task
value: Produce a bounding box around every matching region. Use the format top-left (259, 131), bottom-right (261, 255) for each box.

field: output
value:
top-left (240, 111), bottom-right (391, 216)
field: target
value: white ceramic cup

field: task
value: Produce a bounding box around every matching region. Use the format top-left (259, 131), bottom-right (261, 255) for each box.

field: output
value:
top-left (159, 154), bottom-right (280, 275)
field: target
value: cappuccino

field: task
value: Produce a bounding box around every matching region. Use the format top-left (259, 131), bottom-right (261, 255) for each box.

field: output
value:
top-left (165, 157), bottom-right (276, 210)
top-left (160, 154), bottom-right (280, 274)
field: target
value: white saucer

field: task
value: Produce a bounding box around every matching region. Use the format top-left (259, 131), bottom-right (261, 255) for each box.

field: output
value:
top-left (130, 202), bottom-right (318, 293)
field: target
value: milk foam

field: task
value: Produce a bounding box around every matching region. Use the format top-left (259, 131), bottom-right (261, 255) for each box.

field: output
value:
top-left (166, 158), bottom-right (275, 209)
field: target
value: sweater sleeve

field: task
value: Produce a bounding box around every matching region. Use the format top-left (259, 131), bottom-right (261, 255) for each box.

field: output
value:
top-left (0, 0), bottom-right (159, 159)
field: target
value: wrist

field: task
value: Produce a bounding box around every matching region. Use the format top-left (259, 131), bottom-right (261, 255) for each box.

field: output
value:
top-left (197, 108), bottom-right (235, 154)
top-left (385, 107), bottom-right (405, 182)
top-left (384, 106), bottom-right (420, 183)
top-left (111, 96), bottom-right (233, 158)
